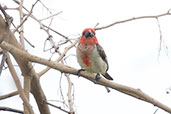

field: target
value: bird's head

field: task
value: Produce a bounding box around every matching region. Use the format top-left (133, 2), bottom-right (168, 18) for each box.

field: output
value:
top-left (80, 28), bottom-right (98, 45)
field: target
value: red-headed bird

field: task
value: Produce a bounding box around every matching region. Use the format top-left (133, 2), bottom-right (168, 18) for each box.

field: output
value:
top-left (76, 28), bottom-right (113, 81)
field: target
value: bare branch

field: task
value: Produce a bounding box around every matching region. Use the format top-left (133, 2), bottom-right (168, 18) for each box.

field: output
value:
top-left (59, 73), bottom-right (68, 108)
top-left (38, 38), bottom-right (79, 77)
top-left (40, 11), bottom-right (63, 21)
top-left (0, 106), bottom-right (24, 114)
top-left (1, 41), bottom-right (171, 113)
top-left (156, 18), bottom-right (169, 60)
top-left (94, 9), bottom-right (170, 63)
top-left (5, 53), bottom-right (34, 114)
top-left (43, 24), bottom-right (69, 39)
top-left (18, 0), bottom-right (24, 47)
top-left (11, 22), bottom-right (35, 48)
top-left (45, 101), bottom-right (70, 114)
top-left (156, 18), bottom-right (162, 60)
top-left (13, 0), bottom-right (39, 33)
top-left (39, 0), bottom-right (52, 14)
top-left (0, 5), bottom-right (12, 77)
top-left (13, 0), bottom-right (69, 41)
top-left (95, 10), bottom-right (171, 30)
top-left (0, 51), bottom-right (6, 76)
top-left (66, 74), bottom-right (75, 114)
top-left (0, 91), bottom-right (18, 100)
top-left (0, 5), bottom-right (13, 26)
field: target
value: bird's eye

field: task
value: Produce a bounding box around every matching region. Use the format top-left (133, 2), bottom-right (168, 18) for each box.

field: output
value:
top-left (92, 32), bottom-right (95, 36)
top-left (83, 32), bottom-right (86, 36)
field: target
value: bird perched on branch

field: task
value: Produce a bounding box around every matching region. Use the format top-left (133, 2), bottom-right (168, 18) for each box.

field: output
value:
top-left (76, 28), bottom-right (113, 81)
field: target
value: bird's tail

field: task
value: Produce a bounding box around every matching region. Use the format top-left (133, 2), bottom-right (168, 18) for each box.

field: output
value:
top-left (103, 73), bottom-right (113, 80)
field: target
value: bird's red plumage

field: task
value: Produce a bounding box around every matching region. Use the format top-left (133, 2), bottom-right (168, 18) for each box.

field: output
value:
top-left (81, 55), bottom-right (91, 67)
top-left (80, 36), bottom-right (98, 45)
top-left (80, 28), bottom-right (98, 45)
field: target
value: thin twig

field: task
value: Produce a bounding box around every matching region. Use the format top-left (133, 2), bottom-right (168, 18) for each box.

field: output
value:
top-left (45, 101), bottom-right (70, 114)
top-left (156, 17), bottom-right (169, 61)
top-left (65, 74), bottom-right (75, 114)
top-left (13, 0), bottom-right (39, 33)
top-left (0, 106), bottom-right (24, 114)
top-left (156, 18), bottom-right (162, 60)
top-left (43, 24), bottom-right (69, 39)
top-left (59, 73), bottom-right (68, 108)
top-left (18, 0), bottom-right (25, 47)
top-left (0, 51), bottom-right (6, 76)
top-left (12, 0), bottom-right (70, 41)
top-left (40, 11), bottom-right (63, 21)
top-left (12, 21), bottom-right (35, 48)
top-left (39, 0), bottom-right (52, 14)
top-left (3, 7), bottom-right (18, 11)
top-left (37, 38), bottom-right (79, 77)
top-left (95, 10), bottom-right (171, 30)
top-left (0, 91), bottom-right (19, 100)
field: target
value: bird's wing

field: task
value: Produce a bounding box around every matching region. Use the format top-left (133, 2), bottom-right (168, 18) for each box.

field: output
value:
top-left (96, 43), bottom-right (109, 71)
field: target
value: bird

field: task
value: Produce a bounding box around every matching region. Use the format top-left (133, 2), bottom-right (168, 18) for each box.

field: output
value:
top-left (76, 28), bottom-right (113, 81)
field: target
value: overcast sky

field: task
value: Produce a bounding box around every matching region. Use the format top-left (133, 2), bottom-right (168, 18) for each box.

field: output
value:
top-left (1, 0), bottom-right (171, 114)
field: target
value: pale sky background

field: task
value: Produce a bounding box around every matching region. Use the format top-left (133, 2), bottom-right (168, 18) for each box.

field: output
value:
top-left (1, 0), bottom-right (171, 114)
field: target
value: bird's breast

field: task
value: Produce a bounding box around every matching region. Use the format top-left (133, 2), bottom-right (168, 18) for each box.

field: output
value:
top-left (77, 43), bottom-right (94, 55)
top-left (77, 43), bottom-right (95, 67)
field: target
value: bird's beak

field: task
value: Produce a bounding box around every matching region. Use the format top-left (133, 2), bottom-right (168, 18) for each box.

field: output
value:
top-left (84, 30), bottom-right (95, 38)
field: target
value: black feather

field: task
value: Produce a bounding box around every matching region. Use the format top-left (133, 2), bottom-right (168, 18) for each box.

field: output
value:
top-left (103, 73), bottom-right (113, 80)
top-left (96, 43), bottom-right (113, 80)
top-left (96, 43), bottom-right (109, 71)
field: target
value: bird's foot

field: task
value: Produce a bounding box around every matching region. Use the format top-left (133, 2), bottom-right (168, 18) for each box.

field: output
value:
top-left (77, 69), bottom-right (85, 77)
top-left (95, 73), bottom-right (101, 81)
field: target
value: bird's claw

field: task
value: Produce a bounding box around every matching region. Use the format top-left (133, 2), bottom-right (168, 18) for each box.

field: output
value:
top-left (95, 73), bottom-right (101, 81)
top-left (77, 69), bottom-right (85, 77)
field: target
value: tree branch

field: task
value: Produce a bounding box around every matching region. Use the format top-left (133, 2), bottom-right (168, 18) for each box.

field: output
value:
top-left (18, 0), bottom-right (24, 47)
top-left (12, 0), bottom-right (70, 40)
top-left (40, 11), bottom-right (63, 21)
top-left (37, 38), bottom-right (79, 78)
top-left (66, 74), bottom-right (75, 114)
top-left (45, 101), bottom-right (70, 114)
top-left (13, 0), bottom-right (39, 34)
top-left (0, 40), bottom-right (171, 113)
top-left (5, 53), bottom-right (34, 114)
top-left (0, 106), bottom-right (24, 114)
top-left (95, 9), bottom-right (171, 30)
top-left (0, 91), bottom-right (18, 100)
